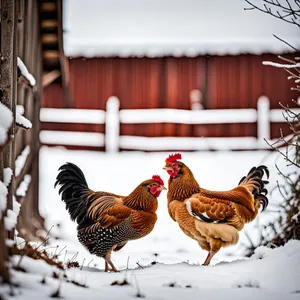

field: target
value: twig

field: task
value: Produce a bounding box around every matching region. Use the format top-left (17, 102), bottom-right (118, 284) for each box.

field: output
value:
top-left (80, 258), bottom-right (85, 270)
top-left (265, 138), bottom-right (300, 169)
top-left (273, 35), bottom-right (299, 51)
top-left (87, 259), bottom-right (94, 268)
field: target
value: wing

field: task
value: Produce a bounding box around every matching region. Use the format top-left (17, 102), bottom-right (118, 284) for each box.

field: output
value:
top-left (87, 195), bottom-right (132, 229)
top-left (199, 187), bottom-right (255, 212)
top-left (184, 195), bottom-right (235, 224)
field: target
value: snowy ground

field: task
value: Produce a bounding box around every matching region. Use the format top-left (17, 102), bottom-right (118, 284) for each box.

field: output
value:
top-left (3, 147), bottom-right (300, 299)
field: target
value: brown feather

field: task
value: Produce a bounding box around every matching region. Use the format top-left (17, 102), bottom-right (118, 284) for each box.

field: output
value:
top-left (165, 159), bottom-right (269, 264)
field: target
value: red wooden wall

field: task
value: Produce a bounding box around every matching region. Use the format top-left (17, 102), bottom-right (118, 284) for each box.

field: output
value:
top-left (42, 53), bottom-right (299, 141)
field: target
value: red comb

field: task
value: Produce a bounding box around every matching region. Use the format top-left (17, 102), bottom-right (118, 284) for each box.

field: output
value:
top-left (165, 153), bottom-right (182, 163)
top-left (152, 175), bottom-right (164, 186)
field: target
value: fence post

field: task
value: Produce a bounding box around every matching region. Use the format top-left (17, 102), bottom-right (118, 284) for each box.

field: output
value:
top-left (105, 96), bottom-right (120, 153)
top-left (257, 96), bottom-right (270, 147)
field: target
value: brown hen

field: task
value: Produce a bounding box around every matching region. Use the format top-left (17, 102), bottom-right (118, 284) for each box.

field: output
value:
top-left (163, 153), bottom-right (269, 266)
top-left (55, 163), bottom-right (166, 272)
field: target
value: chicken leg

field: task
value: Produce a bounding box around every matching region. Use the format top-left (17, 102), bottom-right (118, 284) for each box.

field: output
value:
top-left (105, 252), bottom-right (120, 272)
top-left (202, 250), bottom-right (216, 266)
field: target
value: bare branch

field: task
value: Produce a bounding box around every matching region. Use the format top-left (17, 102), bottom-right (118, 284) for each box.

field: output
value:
top-left (273, 35), bottom-right (299, 51)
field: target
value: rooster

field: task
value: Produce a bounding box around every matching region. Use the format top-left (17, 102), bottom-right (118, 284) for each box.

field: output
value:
top-left (163, 153), bottom-right (269, 266)
top-left (55, 163), bottom-right (166, 272)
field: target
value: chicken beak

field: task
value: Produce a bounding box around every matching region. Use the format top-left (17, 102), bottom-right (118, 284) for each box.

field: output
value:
top-left (158, 185), bottom-right (167, 191)
top-left (163, 166), bottom-right (173, 171)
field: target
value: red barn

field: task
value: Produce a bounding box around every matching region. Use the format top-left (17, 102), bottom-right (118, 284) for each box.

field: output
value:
top-left (42, 0), bottom-right (300, 151)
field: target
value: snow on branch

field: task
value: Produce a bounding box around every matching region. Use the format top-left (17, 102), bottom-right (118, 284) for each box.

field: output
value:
top-left (4, 196), bottom-right (21, 230)
top-left (17, 57), bottom-right (36, 87)
top-left (16, 105), bottom-right (25, 116)
top-left (15, 146), bottom-right (30, 177)
top-left (16, 113), bottom-right (32, 130)
top-left (0, 102), bottom-right (13, 146)
top-left (263, 61), bottom-right (300, 68)
top-left (263, 55), bottom-right (300, 88)
top-left (16, 174), bottom-right (31, 197)
top-left (4, 209), bottom-right (18, 231)
top-left (3, 168), bottom-right (13, 188)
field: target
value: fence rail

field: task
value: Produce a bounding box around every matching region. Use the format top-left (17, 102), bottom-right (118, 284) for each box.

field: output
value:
top-left (40, 96), bottom-right (300, 152)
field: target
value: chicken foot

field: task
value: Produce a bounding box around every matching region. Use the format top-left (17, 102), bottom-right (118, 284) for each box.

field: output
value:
top-left (104, 253), bottom-right (120, 272)
top-left (104, 261), bottom-right (113, 272)
top-left (202, 250), bottom-right (216, 266)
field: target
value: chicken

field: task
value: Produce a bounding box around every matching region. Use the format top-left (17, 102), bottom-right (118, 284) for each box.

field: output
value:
top-left (163, 153), bottom-right (269, 266)
top-left (55, 162), bottom-right (166, 272)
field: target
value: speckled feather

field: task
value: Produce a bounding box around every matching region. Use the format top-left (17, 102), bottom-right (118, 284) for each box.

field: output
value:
top-left (55, 163), bottom-right (159, 258)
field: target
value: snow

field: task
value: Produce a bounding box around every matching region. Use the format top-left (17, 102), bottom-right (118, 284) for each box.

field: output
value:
top-left (16, 113), bottom-right (32, 129)
top-left (119, 136), bottom-right (266, 151)
top-left (39, 131), bottom-right (105, 147)
top-left (16, 105), bottom-right (25, 116)
top-left (17, 57), bottom-right (36, 87)
top-left (3, 238), bottom-right (300, 299)
top-left (0, 102), bottom-right (13, 145)
top-left (13, 196), bottom-right (21, 216)
top-left (106, 96), bottom-right (120, 153)
top-left (263, 61), bottom-right (300, 68)
top-left (0, 146), bottom-right (298, 298)
top-left (40, 108), bottom-right (106, 124)
top-left (4, 196), bottom-right (21, 230)
top-left (4, 209), bottom-right (18, 231)
top-left (0, 167), bottom-right (11, 218)
top-left (3, 167), bottom-right (13, 187)
top-left (15, 146), bottom-right (31, 177)
top-left (16, 174), bottom-right (31, 197)
top-left (39, 147), bottom-right (290, 265)
top-left (40, 97), bottom-right (300, 151)
top-left (120, 108), bottom-right (257, 124)
top-left (64, 0), bottom-right (300, 57)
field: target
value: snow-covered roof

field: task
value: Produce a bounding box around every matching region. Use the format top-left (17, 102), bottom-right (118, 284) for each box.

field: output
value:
top-left (64, 0), bottom-right (300, 58)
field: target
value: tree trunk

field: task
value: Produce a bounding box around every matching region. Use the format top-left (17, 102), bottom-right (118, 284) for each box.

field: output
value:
top-left (0, 0), bottom-right (17, 283)
top-left (0, 155), bottom-right (10, 283)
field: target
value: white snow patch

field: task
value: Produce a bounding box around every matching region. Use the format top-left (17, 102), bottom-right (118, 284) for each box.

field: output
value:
top-left (3, 167), bottom-right (13, 187)
top-left (263, 61), bottom-right (300, 68)
top-left (40, 147), bottom-right (293, 268)
top-left (13, 196), bottom-right (21, 216)
top-left (15, 236), bottom-right (26, 249)
top-left (16, 174), bottom-right (31, 197)
top-left (40, 108), bottom-right (106, 124)
top-left (17, 57), bottom-right (36, 86)
top-left (1, 147), bottom-right (295, 299)
top-left (119, 136), bottom-right (266, 151)
top-left (16, 113), bottom-right (32, 129)
top-left (4, 209), bottom-right (18, 230)
top-left (15, 146), bottom-right (31, 177)
top-left (40, 131), bottom-right (105, 147)
top-left (120, 108), bottom-right (257, 124)
top-left (64, 0), bottom-right (300, 57)
top-left (3, 195), bottom-right (21, 231)
top-left (16, 105), bottom-right (25, 116)
top-left (6, 239), bottom-right (15, 247)
top-left (1, 239), bottom-right (300, 300)
top-left (0, 102), bottom-right (13, 145)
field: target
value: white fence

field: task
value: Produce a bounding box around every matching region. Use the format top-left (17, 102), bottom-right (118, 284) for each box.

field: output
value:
top-left (39, 96), bottom-right (300, 152)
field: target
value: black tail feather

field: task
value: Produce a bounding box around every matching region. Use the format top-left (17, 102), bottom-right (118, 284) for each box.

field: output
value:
top-left (240, 165), bottom-right (270, 212)
top-left (55, 163), bottom-right (90, 225)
